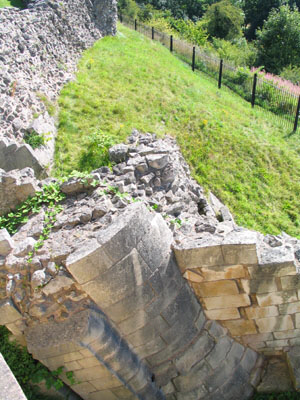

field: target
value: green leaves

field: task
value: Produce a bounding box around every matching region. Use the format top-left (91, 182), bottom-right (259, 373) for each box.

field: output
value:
top-left (0, 183), bottom-right (65, 235)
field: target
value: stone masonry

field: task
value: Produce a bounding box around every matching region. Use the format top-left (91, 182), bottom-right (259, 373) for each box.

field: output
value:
top-left (0, 0), bottom-right (117, 176)
top-left (0, 132), bottom-right (273, 399)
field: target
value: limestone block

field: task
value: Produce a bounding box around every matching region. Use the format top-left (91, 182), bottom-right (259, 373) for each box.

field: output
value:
top-left (286, 346), bottom-right (300, 390)
top-left (256, 291), bottom-right (297, 307)
top-left (274, 329), bottom-right (300, 340)
top-left (0, 228), bottom-right (14, 256)
top-left (295, 313), bottom-right (300, 328)
top-left (203, 294), bottom-right (251, 310)
top-left (174, 331), bottom-right (214, 374)
top-left (88, 390), bottom-right (118, 400)
top-left (70, 382), bottom-right (99, 398)
top-left (0, 353), bottom-right (27, 400)
top-left (256, 315), bottom-right (294, 333)
top-left (281, 275), bottom-right (300, 291)
top-left (222, 244), bottom-right (258, 266)
top-left (173, 360), bottom-right (210, 393)
top-left (86, 372), bottom-right (121, 389)
top-left (96, 203), bottom-right (154, 265)
top-left (258, 244), bottom-right (295, 267)
top-left (183, 270), bottom-right (204, 283)
top-left (245, 306), bottom-right (279, 319)
top-left (265, 339), bottom-right (289, 347)
top-left (42, 275), bottom-right (74, 296)
top-left (14, 237), bottom-right (36, 257)
top-left (223, 319), bottom-right (257, 336)
top-left (136, 213), bottom-right (173, 271)
top-left (205, 308), bottom-right (240, 321)
top-left (173, 242), bottom-right (224, 271)
top-left (278, 301), bottom-right (300, 315)
top-left (205, 336), bottom-right (233, 369)
top-left (242, 332), bottom-right (273, 345)
top-left (241, 278), bottom-right (278, 294)
top-left (66, 239), bottom-right (112, 284)
top-left (248, 264), bottom-right (297, 278)
top-left (82, 249), bottom-right (152, 309)
top-left (199, 265), bottom-right (246, 281)
top-left (193, 280), bottom-right (239, 298)
top-left (146, 153), bottom-right (169, 169)
top-left (0, 298), bottom-right (21, 325)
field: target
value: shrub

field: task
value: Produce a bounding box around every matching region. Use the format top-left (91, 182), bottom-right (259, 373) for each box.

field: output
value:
top-left (24, 130), bottom-right (45, 149)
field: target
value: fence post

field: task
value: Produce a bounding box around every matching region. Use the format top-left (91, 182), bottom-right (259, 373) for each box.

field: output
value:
top-left (294, 95), bottom-right (300, 132)
top-left (218, 59), bottom-right (223, 89)
top-left (120, 13), bottom-right (123, 23)
top-left (251, 73), bottom-right (257, 108)
top-left (192, 46), bottom-right (196, 72)
top-left (170, 35), bottom-right (173, 52)
top-left (135, 19), bottom-right (137, 31)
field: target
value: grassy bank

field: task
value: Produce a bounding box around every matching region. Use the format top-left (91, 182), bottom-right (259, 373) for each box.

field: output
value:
top-left (54, 23), bottom-right (300, 238)
top-left (0, 0), bottom-right (24, 8)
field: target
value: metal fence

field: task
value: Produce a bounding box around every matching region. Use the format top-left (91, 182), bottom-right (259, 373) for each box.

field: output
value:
top-left (120, 15), bottom-right (300, 132)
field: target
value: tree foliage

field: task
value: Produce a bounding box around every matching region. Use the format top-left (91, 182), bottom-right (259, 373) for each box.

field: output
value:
top-left (255, 5), bottom-right (300, 73)
top-left (243, 0), bottom-right (281, 40)
top-left (204, 0), bottom-right (244, 40)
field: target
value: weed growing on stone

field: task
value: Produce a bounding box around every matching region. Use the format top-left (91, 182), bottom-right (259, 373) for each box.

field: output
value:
top-left (24, 130), bottom-right (46, 149)
top-left (0, 325), bottom-right (76, 399)
top-left (0, 183), bottom-right (65, 235)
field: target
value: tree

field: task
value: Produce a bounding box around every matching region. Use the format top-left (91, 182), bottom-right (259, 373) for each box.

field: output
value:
top-left (243, 0), bottom-right (281, 40)
top-left (255, 5), bottom-right (300, 73)
top-left (204, 0), bottom-right (244, 40)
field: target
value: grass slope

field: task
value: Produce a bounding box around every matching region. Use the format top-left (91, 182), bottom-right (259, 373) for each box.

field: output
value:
top-left (0, 0), bottom-right (24, 8)
top-left (55, 24), bottom-right (300, 238)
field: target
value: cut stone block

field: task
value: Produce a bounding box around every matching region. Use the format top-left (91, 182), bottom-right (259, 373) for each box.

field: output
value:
top-left (241, 278), bottom-right (278, 294)
top-left (256, 315), bottom-right (294, 333)
top-left (278, 301), bottom-right (300, 315)
top-left (223, 319), bottom-right (257, 336)
top-left (245, 306), bottom-right (279, 319)
top-left (205, 308), bottom-right (240, 321)
top-left (273, 329), bottom-right (300, 340)
top-left (287, 347), bottom-right (300, 391)
top-left (0, 353), bottom-right (27, 400)
top-left (66, 239), bottom-right (112, 284)
top-left (203, 294), bottom-right (251, 310)
top-left (199, 265), bottom-right (246, 281)
top-left (0, 299), bottom-right (22, 325)
top-left (0, 228), bottom-right (14, 256)
top-left (281, 275), bottom-right (300, 291)
top-left (193, 280), bottom-right (239, 297)
top-left (42, 275), bottom-right (74, 296)
top-left (82, 249), bottom-right (152, 309)
top-left (248, 264), bottom-right (297, 278)
top-left (256, 290), bottom-right (298, 307)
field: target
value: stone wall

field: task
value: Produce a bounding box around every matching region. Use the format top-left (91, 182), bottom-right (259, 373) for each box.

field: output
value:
top-left (1, 132), bottom-right (300, 398)
top-left (174, 230), bottom-right (300, 356)
top-left (0, 0), bottom-right (117, 176)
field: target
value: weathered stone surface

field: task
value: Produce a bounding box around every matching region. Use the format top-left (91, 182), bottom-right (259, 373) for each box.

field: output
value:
top-left (0, 228), bottom-right (14, 256)
top-left (0, 298), bottom-right (21, 324)
top-left (0, 0), bottom-right (117, 174)
top-left (0, 353), bottom-right (27, 400)
top-left (256, 315), bottom-right (294, 333)
top-left (203, 294), bottom-right (251, 310)
top-left (0, 168), bottom-right (39, 216)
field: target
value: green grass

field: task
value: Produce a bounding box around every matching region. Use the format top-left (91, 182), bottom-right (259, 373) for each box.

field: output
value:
top-left (0, 0), bottom-right (24, 8)
top-left (54, 23), bottom-right (300, 238)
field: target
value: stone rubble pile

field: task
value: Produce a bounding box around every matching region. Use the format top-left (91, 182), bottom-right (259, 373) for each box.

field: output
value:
top-left (0, 0), bottom-right (117, 174)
